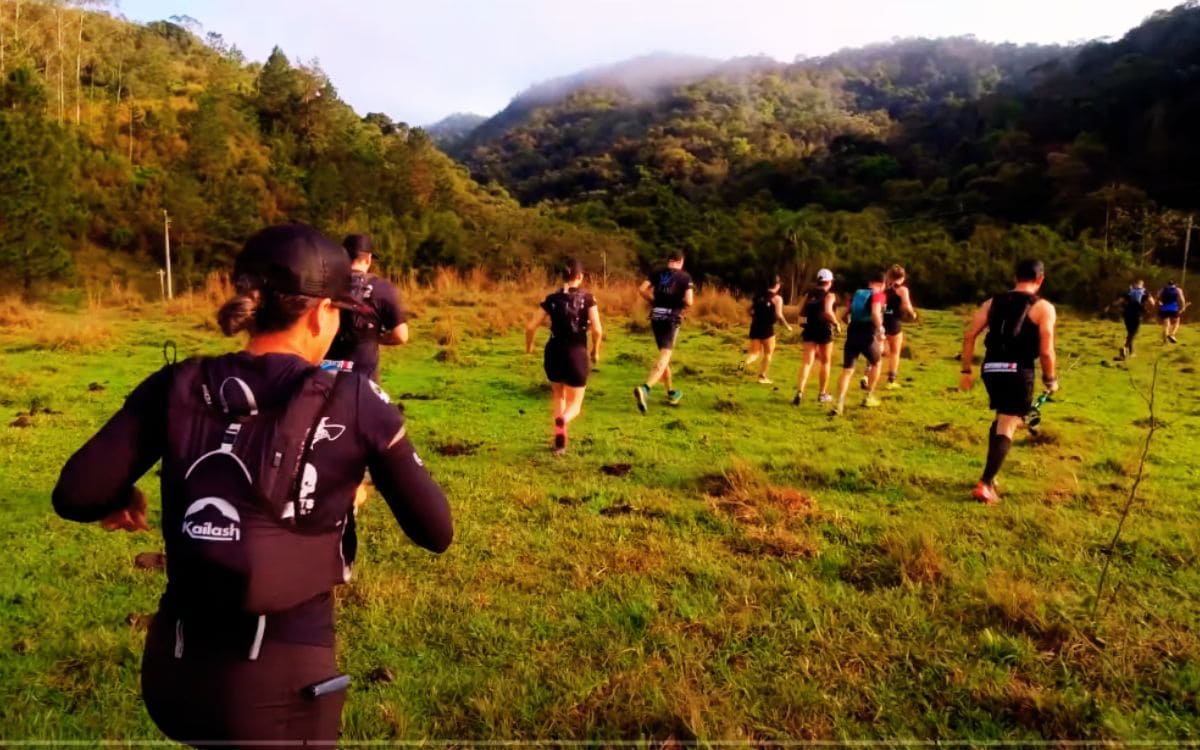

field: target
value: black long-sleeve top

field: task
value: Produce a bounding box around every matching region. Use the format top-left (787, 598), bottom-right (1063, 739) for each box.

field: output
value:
top-left (52, 352), bottom-right (452, 644)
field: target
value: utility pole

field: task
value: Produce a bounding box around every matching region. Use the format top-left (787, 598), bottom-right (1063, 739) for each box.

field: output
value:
top-left (163, 210), bottom-right (173, 300)
top-left (1183, 214), bottom-right (1193, 292)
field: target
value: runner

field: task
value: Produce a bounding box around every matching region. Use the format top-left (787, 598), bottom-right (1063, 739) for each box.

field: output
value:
top-left (741, 276), bottom-right (792, 384)
top-left (793, 268), bottom-right (840, 406)
top-left (525, 259), bottom-right (603, 454)
top-left (322, 234), bottom-right (409, 382)
top-left (1158, 280), bottom-right (1187, 343)
top-left (881, 264), bottom-right (918, 389)
top-left (1108, 280), bottom-right (1155, 359)
top-left (960, 259), bottom-right (1059, 505)
top-left (831, 271), bottom-right (887, 416)
top-left (52, 224), bottom-right (452, 747)
top-left (634, 250), bottom-right (695, 413)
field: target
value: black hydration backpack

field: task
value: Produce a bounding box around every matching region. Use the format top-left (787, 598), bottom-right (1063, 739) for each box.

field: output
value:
top-left (330, 272), bottom-right (381, 353)
top-left (549, 289), bottom-right (591, 341)
top-left (163, 359), bottom-right (353, 615)
top-left (984, 291), bottom-right (1039, 364)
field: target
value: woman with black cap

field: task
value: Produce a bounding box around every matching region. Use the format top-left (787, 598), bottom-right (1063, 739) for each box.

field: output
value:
top-left (525, 258), bottom-right (603, 454)
top-left (52, 224), bottom-right (453, 748)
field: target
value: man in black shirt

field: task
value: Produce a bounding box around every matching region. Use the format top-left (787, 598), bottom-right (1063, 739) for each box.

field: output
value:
top-left (323, 234), bottom-right (409, 382)
top-left (960, 259), bottom-right (1059, 505)
top-left (634, 250), bottom-right (695, 412)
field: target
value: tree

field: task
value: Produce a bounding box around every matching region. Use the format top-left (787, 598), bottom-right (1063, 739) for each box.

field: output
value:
top-left (0, 109), bottom-right (80, 292)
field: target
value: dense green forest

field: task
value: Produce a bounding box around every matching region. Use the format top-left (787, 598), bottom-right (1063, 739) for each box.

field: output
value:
top-left (455, 4), bottom-right (1200, 305)
top-left (3, 0), bottom-right (1200, 307)
top-left (0, 1), bottom-right (633, 296)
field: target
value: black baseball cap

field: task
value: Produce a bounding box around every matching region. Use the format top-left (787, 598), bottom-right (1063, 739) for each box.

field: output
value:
top-left (234, 224), bottom-right (367, 312)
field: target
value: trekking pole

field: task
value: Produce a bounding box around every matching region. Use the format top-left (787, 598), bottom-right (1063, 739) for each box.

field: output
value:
top-left (1024, 353), bottom-right (1081, 433)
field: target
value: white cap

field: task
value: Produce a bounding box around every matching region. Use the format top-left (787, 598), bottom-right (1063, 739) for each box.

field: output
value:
top-left (816, 268), bottom-right (834, 283)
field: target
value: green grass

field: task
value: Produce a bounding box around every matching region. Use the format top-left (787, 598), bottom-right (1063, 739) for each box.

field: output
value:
top-left (1, 303), bottom-right (1198, 742)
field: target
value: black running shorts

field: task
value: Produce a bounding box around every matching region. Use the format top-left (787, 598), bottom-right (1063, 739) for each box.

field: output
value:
top-left (884, 317), bottom-right (903, 337)
top-left (1124, 315), bottom-right (1142, 336)
top-left (842, 325), bottom-right (881, 369)
top-left (544, 340), bottom-right (591, 388)
top-left (651, 318), bottom-right (681, 351)
top-left (748, 322), bottom-right (775, 341)
top-left (982, 366), bottom-right (1035, 417)
top-left (1159, 309), bottom-right (1181, 320)
top-left (802, 325), bottom-right (833, 345)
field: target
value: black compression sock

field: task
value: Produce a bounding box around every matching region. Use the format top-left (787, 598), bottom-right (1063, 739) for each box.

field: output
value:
top-left (981, 421), bottom-right (1012, 485)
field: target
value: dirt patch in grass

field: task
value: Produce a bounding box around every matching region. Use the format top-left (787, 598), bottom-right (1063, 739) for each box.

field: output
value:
top-left (126, 613), bottom-right (153, 631)
top-left (701, 462), bottom-right (818, 525)
top-left (599, 503), bottom-right (667, 520)
top-left (133, 552), bottom-right (166, 571)
top-left (1026, 429), bottom-right (1059, 446)
top-left (397, 392), bottom-right (436, 401)
top-left (714, 398), bottom-right (742, 414)
top-left (1132, 417), bottom-right (1165, 429)
top-left (601, 463), bottom-right (633, 477)
top-left (436, 441), bottom-right (483, 457)
top-left (366, 666), bottom-right (396, 684)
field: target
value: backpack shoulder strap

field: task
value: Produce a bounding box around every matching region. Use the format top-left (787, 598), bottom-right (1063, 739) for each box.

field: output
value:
top-left (257, 368), bottom-right (342, 522)
top-left (165, 357), bottom-right (216, 455)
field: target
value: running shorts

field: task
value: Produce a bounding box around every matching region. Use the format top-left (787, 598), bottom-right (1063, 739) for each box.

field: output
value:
top-left (544, 340), bottom-right (591, 388)
top-left (842, 324), bottom-right (881, 368)
top-left (651, 318), bottom-right (681, 351)
top-left (982, 363), bottom-right (1035, 417)
top-left (748, 321), bottom-right (775, 341)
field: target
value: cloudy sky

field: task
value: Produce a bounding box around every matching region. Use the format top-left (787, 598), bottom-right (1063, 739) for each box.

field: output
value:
top-left (114, 0), bottom-right (1177, 125)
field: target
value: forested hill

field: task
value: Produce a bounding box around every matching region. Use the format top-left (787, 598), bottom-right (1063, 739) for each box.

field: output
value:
top-left (454, 3), bottom-right (1200, 305)
top-left (0, 2), bottom-right (633, 295)
top-left (426, 112), bottom-right (488, 150)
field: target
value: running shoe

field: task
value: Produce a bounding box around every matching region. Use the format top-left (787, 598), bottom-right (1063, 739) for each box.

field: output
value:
top-left (972, 481), bottom-right (1000, 506)
top-left (792, 391), bottom-right (804, 406)
top-left (830, 401), bottom-right (845, 417)
top-left (818, 392), bottom-right (833, 404)
top-left (862, 395), bottom-right (882, 408)
top-left (634, 385), bottom-right (649, 413)
top-left (667, 390), bottom-right (683, 406)
top-left (1168, 335), bottom-right (1179, 344)
top-left (860, 376), bottom-right (869, 390)
top-left (757, 375), bottom-right (773, 385)
top-left (885, 381), bottom-right (901, 390)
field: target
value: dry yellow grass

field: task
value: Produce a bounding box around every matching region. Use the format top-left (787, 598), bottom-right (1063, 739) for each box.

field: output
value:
top-left (0, 296), bottom-right (46, 330)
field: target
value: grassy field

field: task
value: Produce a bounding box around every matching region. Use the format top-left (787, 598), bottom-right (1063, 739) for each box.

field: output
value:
top-left (0, 282), bottom-right (1198, 743)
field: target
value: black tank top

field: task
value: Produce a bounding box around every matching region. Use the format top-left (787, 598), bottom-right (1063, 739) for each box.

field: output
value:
top-left (984, 291), bottom-right (1041, 369)
top-left (751, 292), bottom-right (777, 329)
top-left (884, 287), bottom-right (903, 323)
top-left (541, 287), bottom-right (594, 346)
top-left (803, 288), bottom-right (833, 332)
